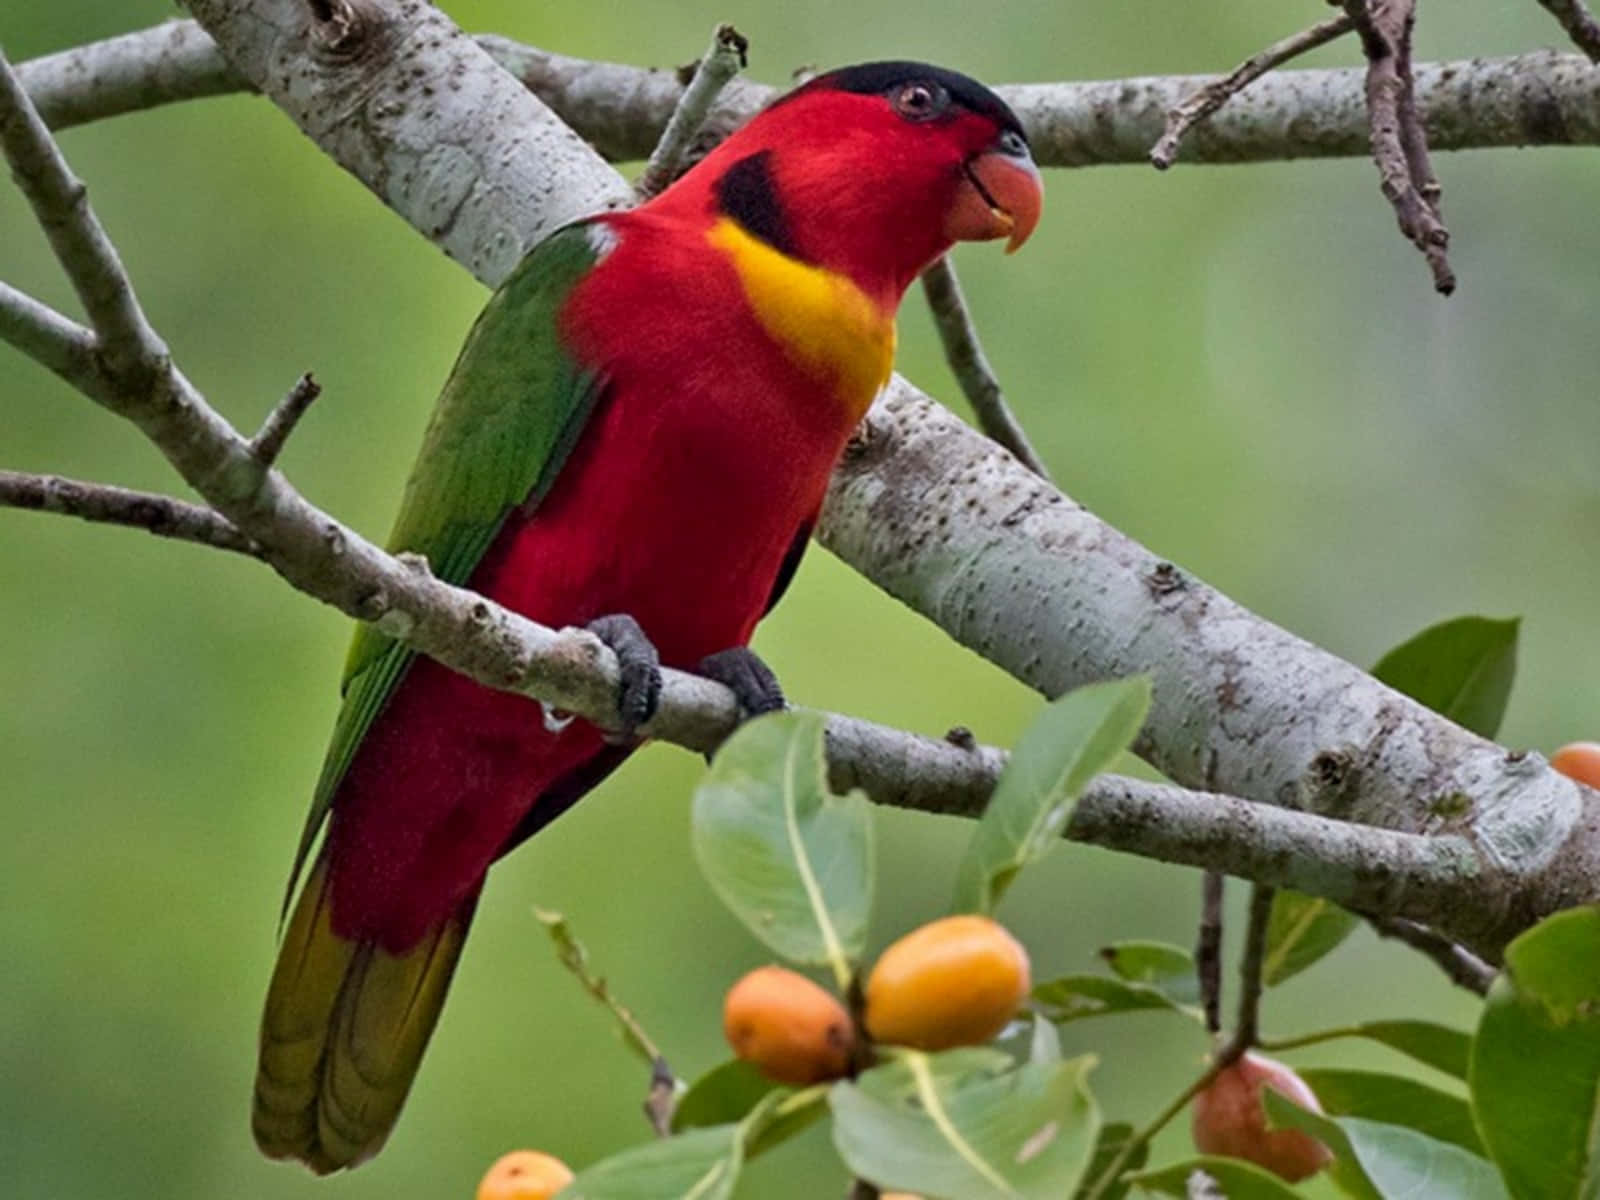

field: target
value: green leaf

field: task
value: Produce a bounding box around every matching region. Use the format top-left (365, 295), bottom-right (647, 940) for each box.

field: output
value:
top-left (670, 1059), bottom-right (827, 1158)
top-left (954, 677), bottom-right (1151, 914)
top-left (1098, 940), bottom-right (1199, 1005)
top-left (1130, 1156), bottom-right (1307, 1198)
top-left (672, 1059), bottom-right (776, 1133)
top-left (831, 1049), bottom-right (1100, 1199)
top-left (1075, 1121), bottom-right (1145, 1200)
top-left (1261, 891), bottom-right (1361, 986)
top-left (1339, 1019), bottom-right (1472, 1080)
top-left (1264, 1092), bottom-right (1508, 1200)
top-left (1371, 615), bottom-right (1519, 738)
top-left (692, 711), bottom-right (873, 986)
top-left (1296, 1068), bottom-right (1483, 1156)
top-left (558, 1125), bottom-right (744, 1200)
top-left (1033, 974), bottom-right (1202, 1026)
top-left (1470, 905), bottom-right (1600, 1200)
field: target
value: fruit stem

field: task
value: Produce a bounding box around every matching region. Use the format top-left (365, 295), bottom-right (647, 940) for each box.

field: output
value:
top-left (1085, 882), bottom-right (1277, 1197)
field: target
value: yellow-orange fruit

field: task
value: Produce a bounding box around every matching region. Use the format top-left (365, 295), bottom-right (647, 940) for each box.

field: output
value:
top-left (863, 915), bottom-right (1031, 1051)
top-left (476, 1150), bottom-right (575, 1200)
top-left (1191, 1053), bottom-right (1334, 1183)
top-left (723, 966), bottom-right (854, 1085)
top-left (1552, 742), bottom-right (1600, 790)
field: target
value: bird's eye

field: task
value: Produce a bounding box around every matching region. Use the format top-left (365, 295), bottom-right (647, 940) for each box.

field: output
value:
top-left (892, 81), bottom-right (948, 121)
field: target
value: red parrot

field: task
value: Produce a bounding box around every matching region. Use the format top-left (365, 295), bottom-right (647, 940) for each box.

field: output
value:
top-left (252, 61), bottom-right (1042, 1172)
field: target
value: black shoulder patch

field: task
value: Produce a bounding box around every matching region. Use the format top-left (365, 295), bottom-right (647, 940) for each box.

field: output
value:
top-left (789, 61), bottom-right (1024, 139)
top-left (714, 150), bottom-right (798, 257)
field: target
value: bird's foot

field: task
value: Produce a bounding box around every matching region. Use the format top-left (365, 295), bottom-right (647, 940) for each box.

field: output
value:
top-left (585, 614), bottom-right (662, 736)
top-left (698, 646), bottom-right (787, 720)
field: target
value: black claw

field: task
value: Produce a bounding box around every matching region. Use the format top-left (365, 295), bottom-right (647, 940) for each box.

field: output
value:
top-left (586, 614), bottom-right (662, 734)
top-left (699, 646), bottom-right (786, 718)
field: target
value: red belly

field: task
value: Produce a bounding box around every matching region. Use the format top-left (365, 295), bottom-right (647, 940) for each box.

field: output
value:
top-left (324, 214), bottom-right (873, 951)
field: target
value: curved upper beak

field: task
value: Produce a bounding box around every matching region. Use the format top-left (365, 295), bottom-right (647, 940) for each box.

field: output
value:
top-left (945, 131), bottom-right (1043, 254)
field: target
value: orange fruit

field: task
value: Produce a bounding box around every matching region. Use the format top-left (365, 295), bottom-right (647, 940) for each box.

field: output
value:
top-left (1552, 742), bottom-right (1600, 789)
top-left (476, 1149), bottom-right (574, 1200)
top-left (863, 915), bottom-right (1031, 1051)
top-left (1191, 1052), bottom-right (1333, 1183)
top-left (723, 966), bottom-right (854, 1084)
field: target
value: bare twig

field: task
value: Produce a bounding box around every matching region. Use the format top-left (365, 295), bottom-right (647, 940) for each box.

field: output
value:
top-left (0, 281), bottom-right (102, 391)
top-left (1087, 881), bottom-right (1277, 1198)
top-left (1343, 0), bottom-right (1455, 293)
top-left (0, 47), bottom-right (167, 374)
top-left (1150, 13), bottom-right (1356, 168)
top-left (1197, 871), bottom-right (1225, 1034)
top-left (1083, 1057), bottom-right (1231, 1200)
top-left (634, 24), bottom-right (748, 199)
top-left (644, 1057), bottom-right (679, 1138)
top-left (535, 908), bottom-right (665, 1065)
top-left (1537, 0), bottom-right (1600, 61)
top-left (918, 257), bottom-right (1051, 480)
top-left (1366, 914), bottom-right (1496, 995)
top-left (249, 372), bottom-right (322, 466)
top-left (1221, 883), bottom-right (1275, 1060)
top-left (0, 470), bottom-right (261, 556)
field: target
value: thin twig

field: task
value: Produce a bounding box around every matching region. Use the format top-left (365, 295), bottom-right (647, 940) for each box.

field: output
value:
top-left (249, 372), bottom-right (322, 465)
top-left (634, 24), bottom-right (747, 198)
top-left (1537, 0), bottom-right (1600, 61)
top-left (1221, 882), bottom-right (1275, 1061)
top-left (918, 257), bottom-right (1051, 480)
top-left (1086, 882), bottom-right (1277, 1198)
top-left (644, 1056), bottom-right (677, 1138)
top-left (0, 470), bottom-right (261, 556)
top-left (1344, 0), bottom-right (1455, 293)
top-left (0, 46), bottom-right (167, 373)
top-left (1197, 871), bottom-right (1225, 1035)
top-left (1151, 13), bottom-right (1356, 168)
top-left (1082, 1056), bottom-right (1233, 1200)
top-left (1366, 914), bottom-right (1496, 995)
top-left (0, 280), bottom-right (103, 392)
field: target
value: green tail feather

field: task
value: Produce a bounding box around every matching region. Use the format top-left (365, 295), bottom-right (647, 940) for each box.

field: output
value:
top-left (253, 858), bottom-right (474, 1173)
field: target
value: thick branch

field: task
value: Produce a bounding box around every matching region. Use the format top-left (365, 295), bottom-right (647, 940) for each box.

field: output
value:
top-left (818, 382), bottom-right (1598, 958)
top-left (16, 25), bottom-right (1600, 167)
top-left (11, 1), bottom-right (1599, 961)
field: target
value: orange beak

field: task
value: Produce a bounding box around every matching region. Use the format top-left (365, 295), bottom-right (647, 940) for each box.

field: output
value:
top-left (945, 135), bottom-right (1043, 254)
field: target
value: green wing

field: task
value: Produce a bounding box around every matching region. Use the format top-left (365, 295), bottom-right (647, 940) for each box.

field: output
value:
top-left (283, 222), bottom-right (609, 911)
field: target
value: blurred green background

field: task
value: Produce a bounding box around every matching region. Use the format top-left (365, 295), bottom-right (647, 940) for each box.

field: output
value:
top-left (2, 1), bottom-right (1594, 1196)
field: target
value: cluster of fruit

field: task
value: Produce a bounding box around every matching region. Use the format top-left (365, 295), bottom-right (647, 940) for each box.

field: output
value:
top-left (723, 914), bottom-right (1029, 1084)
top-left (474, 915), bottom-right (1028, 1199)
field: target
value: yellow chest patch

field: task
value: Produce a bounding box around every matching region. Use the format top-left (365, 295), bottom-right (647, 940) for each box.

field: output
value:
top-left (707, 218), bottom-right (895, 416)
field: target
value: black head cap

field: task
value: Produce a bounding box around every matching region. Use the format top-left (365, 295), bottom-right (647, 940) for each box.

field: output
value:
top-left (788, 60), bottom-right (1026, 141)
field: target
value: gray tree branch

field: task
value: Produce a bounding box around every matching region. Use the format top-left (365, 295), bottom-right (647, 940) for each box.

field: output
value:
top-left (15, 22), bottom-right (1600, 168)
top-left (1, 34), bottom-right (1496, 944)
top-left (918, 257), bottom-right (1051, 480)
top-left (5, 3), bottom-right (1598, 961)
top-left (0, 469), bottom-right (261, 556)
